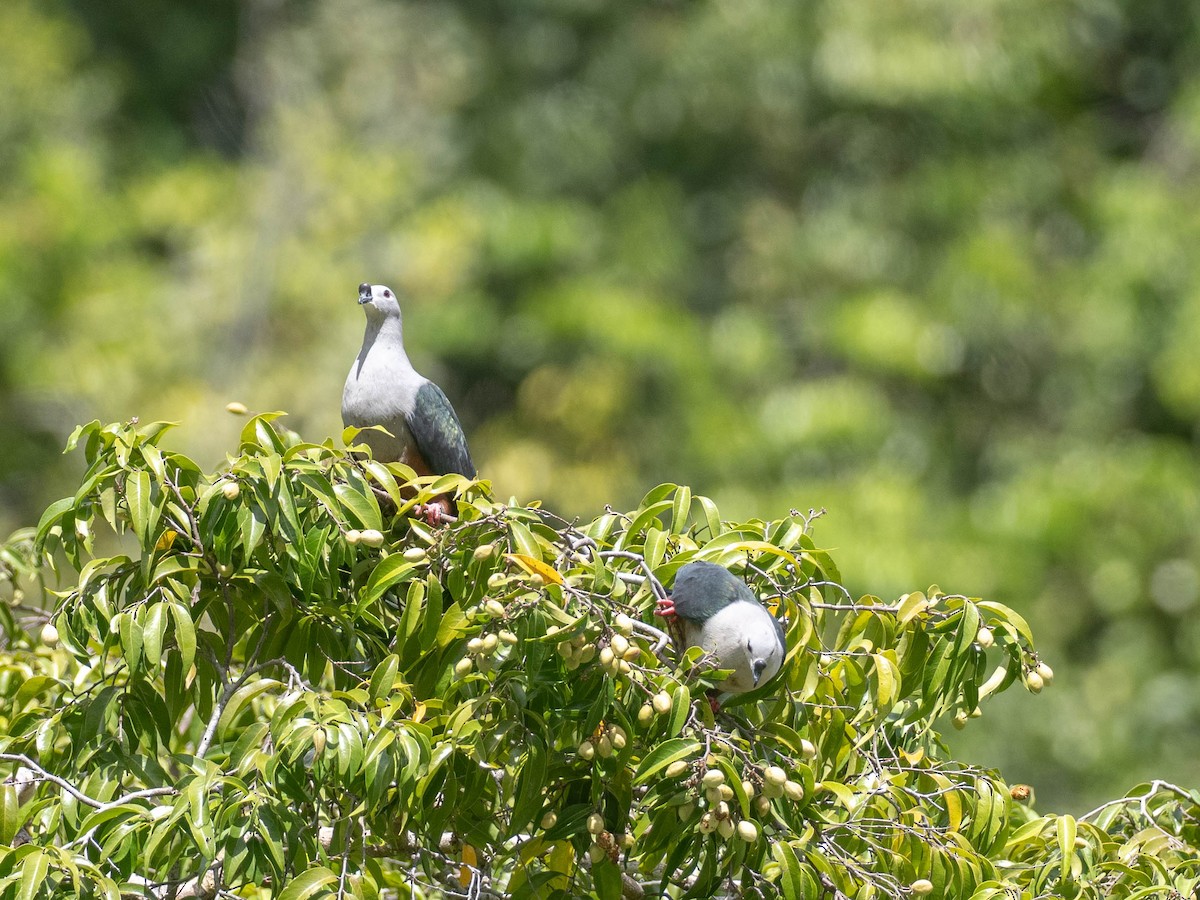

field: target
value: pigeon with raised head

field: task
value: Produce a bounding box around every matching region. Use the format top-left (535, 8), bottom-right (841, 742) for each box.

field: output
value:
top-left (342, 282), bottom-right (475, 520)
top-left (656, 560), bottom-right (786, 694)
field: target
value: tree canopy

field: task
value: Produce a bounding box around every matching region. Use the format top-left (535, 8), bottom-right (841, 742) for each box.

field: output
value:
top-left (2, 417), bottom-right (1200, 898)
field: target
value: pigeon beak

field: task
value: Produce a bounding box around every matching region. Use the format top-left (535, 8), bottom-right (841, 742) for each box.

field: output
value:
top-left (751, 659), bottom-right (767, 686)
top-left (358, 283), bottom-right (373, 305)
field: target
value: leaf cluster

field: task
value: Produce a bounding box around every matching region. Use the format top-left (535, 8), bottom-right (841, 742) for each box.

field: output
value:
top-left (0, 419), bottom-right (1198, 899)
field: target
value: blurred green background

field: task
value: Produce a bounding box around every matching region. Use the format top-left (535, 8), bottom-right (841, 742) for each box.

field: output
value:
top-left (4, 0), bottom-right (1200, 812)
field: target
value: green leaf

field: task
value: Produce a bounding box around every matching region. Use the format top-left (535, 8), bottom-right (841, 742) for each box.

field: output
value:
top-left (1057, 814), bottom-right (1078, 879)
top-left (773, 841), bottom-right (804, 900)
top-left (0, 785), bottom-right (19, 846)
top-left (217, 678), bottom-right (284, 740)
top-left (18, 849), bottom-right (49, 900)
top-left (169, 601), bottom-right (197, 671)
top-left (143, 601), bottom-right (168, 668)
top-left (369, 655), bottom-right (400, 705)
top-left (509, 740), bottom-right (546, 836)
top-left (278, 865), bottom-right (339, 900)
top-left (509, 519), bottom-right (542, 560)
top-left (634, 737), bottom-right (701, 784)
top-left (126, 469), bottom-right (157, 545)
top-left (335, 478), bottom-right (382, 531)
top-left (667, 685), bottom-right (691, 737)
top-left (362, 556), bottom-right (419, 608)
top-left (671, 484), bottom-right (692, 533)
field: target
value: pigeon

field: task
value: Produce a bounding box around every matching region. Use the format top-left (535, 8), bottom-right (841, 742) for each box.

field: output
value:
top-left (656, 560), bottom-right (787, 694)
top-left (342, 282), bottom-right (475, 520)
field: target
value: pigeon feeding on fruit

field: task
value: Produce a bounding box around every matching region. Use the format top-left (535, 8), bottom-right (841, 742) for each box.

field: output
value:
top-left (656, 560), bottom-right (787, 696)
top-left (342, 282), bottom-right (475, 522)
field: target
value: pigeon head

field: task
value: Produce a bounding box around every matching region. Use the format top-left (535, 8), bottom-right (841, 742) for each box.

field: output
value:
top-left (745, 621), bottom-right (785, 688)
top-left (357, 283), bottom-right (402, 321)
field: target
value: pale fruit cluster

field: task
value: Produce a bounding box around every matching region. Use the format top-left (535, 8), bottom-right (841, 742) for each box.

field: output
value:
top-left (755, 763), bottom-right (806, 811)
top-left (585, 812), bottom-right (623, 863)
top-left (684, 761), bottom-right (764, 845)
top-left (1025, 661), bottom-right (1054, 694)
top-left (578, 722), bottom-right (629, 761)
top-left (455, 625), bottom-right (519, 678)
top-left (344, 528), bottom-right (385, 548)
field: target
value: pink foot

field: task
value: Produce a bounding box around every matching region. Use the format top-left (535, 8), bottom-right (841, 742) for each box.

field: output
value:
top-left (417, 503), bottom-right (447, 526)
top-left (655, 597), bottom-right (676, 618)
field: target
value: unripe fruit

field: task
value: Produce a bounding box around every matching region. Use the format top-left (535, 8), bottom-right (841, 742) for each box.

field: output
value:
top-left (467, 637), bottom-right (485, 654)
top-left (618, 660), bottom-right (631, 675)
top-left (403, 547), bottom-right (427, 562)
top-left (764, 766), bottom-right (787, 786)
top-left (952, 711), bottom-right (968, 730)
top-left (540, 811), bottom-right (557, 830)
top-left (346, 530), bottom-right (362, 545)
top-left (705, 787), bottom-right (723, 806)
top-left (481, 633), bottom-right (499, 654)
top-left (1025, 671), bottom-right (1045, 693)
top-left (652, 691), bottom-right (672, 715)
top-left (588, 844), bottom-right (605, 863)
top-left (578, 740), bottom-right (596, 761)
top-left (577, 645), bottom-right (597, 664)
top-left (454, 657), bottom-right (473, 676)
top-left (614, 613), bottom-right (633, 635)
top-left (784, 781), bottom-right (805, 802)
top-left (737, 820), bottom-right (759, 842)
top-left (487, 573), bottom-right (506, 589)
top-left (1035, 662), bottom-right (1054, 685)
top-left (638, 703), bottom-right (654, 725)
top-left (311, 727), bottom-right (326, 759)
top-left (40, 623), bottom-right (59, 647)
top-left (702, 769), bottom-right (726, 789)
top-left (698, 813), bottom-right (716, 834)
top-left (762, 781), bottom-right (784, 800)
top-left (597, 735), bottom-right (614, 758)
top-left (359, 529), bottom-right (385, 548)
top-left (225, 401), bottom-right (248, 415)
top-left (610, 634), bottom-right (629, 658)
top-left (587, 812), bottom-right (605, 835)
top-left (800, 739), bottom-right (817, 759)
top-left (623, 645), bottom-right (641, 662)
top-left (221, 481), bottom-right (240, 500)
top-left (620, 833), bottom-right (635, 850)
top-left (217, 563), bottom-right (233, 577)
top-left (717, 818), bottom-right (735, 840)
top-left (677, 802), bottom-right (696, 821)
top-left (665, 760), bottom-right (689, 779)
top-left (609, 726), bottom-right (627, 750)
top-left (484, 599), bottom-right (506, 618)
top-left (718, 784), bottom-right (734, 801)
top-left (911, 879), bottom-right (934, 896)
top-left (499, 630), bottom-right (518, 645)
top-left (715, 801), bottom-right (730, 819)
top-left (473, 543), bottom-right (496, 561)
top-left (976, 626), bottom-right (995, 648)
top-left (754, 795), bottom-right (771, 816)
top-left (970, 706), bottom-right (983, 718)
top-left (599, 647), bottom-right (615, 667)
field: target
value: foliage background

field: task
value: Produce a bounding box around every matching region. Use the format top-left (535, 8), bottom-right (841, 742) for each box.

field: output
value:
top-left (2, 0), bottom-right (1199, 813)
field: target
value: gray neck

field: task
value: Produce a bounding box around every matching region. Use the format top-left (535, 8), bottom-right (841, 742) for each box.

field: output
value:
top-left (357, 314), bottom-right (414, 373)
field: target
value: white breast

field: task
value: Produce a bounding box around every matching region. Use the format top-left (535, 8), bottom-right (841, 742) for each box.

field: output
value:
top-left (684, 601), bottom-right (784, 693)
top-left (342, 334), bottom-right (424, 462)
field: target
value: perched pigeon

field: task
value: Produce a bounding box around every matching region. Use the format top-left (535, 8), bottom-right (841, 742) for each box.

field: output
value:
top-left (342, 282), bottom-right (475, 519)
top-left (656, 560), bottom-right (786, 694)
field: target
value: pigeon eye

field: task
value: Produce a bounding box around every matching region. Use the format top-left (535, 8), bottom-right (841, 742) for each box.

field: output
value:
top-left (383, 289), bottom-right (393, 298)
